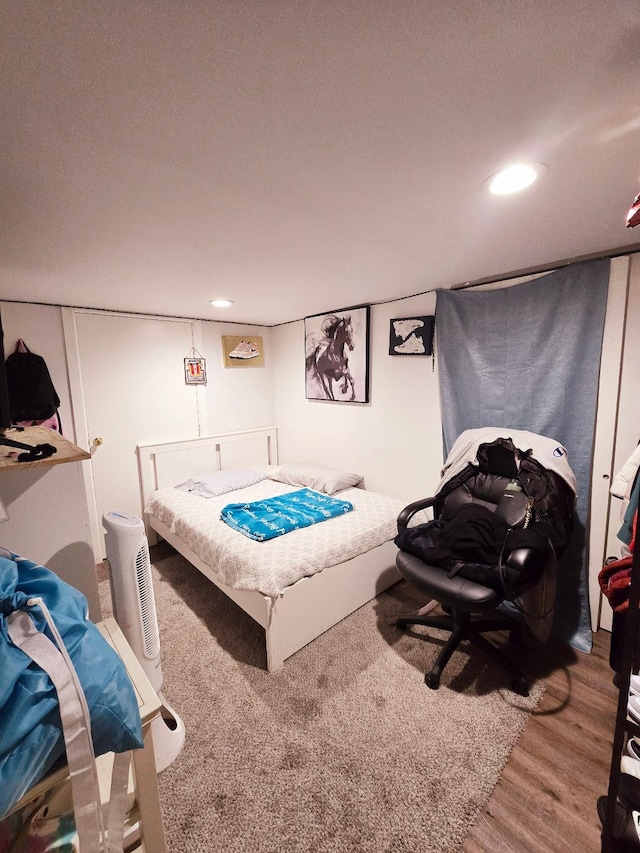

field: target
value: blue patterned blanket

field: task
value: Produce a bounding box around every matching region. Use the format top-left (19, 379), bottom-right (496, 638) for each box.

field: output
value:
top-left (220, 488), bottom-right (354, 541)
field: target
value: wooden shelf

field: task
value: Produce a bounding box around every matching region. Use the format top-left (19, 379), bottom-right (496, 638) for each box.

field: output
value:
top-left (0, 426), bottom-right (90, 471)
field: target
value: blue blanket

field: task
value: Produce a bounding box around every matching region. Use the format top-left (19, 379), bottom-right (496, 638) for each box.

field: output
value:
top-left (220, 488), bottom-right (354, 541)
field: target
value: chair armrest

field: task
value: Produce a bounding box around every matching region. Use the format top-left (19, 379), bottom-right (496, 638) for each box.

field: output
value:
top-left (397, 496), bottom-right (438, 531)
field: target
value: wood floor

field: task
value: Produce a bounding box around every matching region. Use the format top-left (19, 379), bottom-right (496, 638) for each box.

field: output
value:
top-left (463, 628), bottom-right (618, 853)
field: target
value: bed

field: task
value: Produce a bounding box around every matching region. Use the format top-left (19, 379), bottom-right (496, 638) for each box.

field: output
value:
top-left (136, 426), bottom-right (408, 671)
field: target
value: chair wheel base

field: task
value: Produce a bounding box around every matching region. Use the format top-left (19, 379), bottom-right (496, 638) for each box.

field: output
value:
top-left (425, 671), bottom-right (440, 690)
top-left (396, 606), bottom-right (531, 695)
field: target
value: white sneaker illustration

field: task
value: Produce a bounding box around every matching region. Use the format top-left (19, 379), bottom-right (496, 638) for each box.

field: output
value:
top-left (394, 333), bottom-right (425, 355)
top-left (229, 341), bottom-right (259, 359)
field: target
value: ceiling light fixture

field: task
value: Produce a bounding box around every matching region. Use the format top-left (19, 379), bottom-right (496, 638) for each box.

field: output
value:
top-left (210, 299), bottom-right (234, 308)
top-left (486, 163), bottom-right (545, 195)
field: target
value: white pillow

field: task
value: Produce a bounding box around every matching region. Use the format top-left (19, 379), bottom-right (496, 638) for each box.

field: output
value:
top-left (269, 463), bottom-right (363, 495)
top-left (175, 468), bottom-right (267, 498)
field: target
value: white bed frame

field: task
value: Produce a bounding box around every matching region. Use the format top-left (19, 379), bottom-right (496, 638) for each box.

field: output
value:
top-left (137, 427), bottom-right (400, 672)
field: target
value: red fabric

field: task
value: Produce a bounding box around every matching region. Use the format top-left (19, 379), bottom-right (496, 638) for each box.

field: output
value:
top-left (627, 193), bottom-right (640, 228)
top-left (598, 511), bottom-right (637, 612)
top-left (599, 555), bottom-right (633, 612)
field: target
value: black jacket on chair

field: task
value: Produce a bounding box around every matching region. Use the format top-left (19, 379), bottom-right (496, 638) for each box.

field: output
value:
top-left (394, 432), bottom-right (576, 694)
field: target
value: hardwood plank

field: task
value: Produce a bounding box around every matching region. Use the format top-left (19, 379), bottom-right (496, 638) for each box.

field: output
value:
top-left (463, 629), bottom-right (618, 853)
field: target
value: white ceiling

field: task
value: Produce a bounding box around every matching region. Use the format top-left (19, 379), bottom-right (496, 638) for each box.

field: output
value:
top-left (2, 1), bottom-right (640, 326)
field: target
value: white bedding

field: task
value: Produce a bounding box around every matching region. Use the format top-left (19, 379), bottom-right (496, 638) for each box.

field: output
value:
top-left (145, 480), bottom-right (406, 598)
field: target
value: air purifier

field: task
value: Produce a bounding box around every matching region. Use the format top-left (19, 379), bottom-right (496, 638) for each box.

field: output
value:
top-left (103, 510), bottom-right (185, 773)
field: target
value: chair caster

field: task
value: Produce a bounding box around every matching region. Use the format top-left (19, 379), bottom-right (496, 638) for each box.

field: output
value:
top-left (511, 674), bottom-right (530, 696)
top-left (425, 671), bottom-right (440, 690)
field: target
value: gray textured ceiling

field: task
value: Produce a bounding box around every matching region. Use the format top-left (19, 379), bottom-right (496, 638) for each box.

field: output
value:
top-left (2, 1), bottom-right (640, 326)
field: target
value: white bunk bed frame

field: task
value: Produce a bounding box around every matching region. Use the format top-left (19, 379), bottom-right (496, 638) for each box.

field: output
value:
top-left (137, 426), bottom-right (400, 672)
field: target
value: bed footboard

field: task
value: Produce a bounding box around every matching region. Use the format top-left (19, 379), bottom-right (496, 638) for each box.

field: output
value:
top-left (264, 539), bottom-right (399, 671)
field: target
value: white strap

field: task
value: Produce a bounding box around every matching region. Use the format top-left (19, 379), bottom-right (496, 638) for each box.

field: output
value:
top-left (7, 604), bottom-right (105, 852)
top-left (106, 751), bottom-right (132, 853)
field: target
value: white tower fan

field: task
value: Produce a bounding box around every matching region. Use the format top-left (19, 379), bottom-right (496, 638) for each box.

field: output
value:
top-left (103, 510), bottom-right (185, 772)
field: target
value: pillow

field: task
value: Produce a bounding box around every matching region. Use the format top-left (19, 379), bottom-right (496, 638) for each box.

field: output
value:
top-left (175, 467), bottom-right (267, 498)
top-left (269, 463), bottom-right (363, 495)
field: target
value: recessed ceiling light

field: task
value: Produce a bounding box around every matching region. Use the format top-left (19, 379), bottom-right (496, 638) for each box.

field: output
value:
top-left (486, 163), bottom-right (545, 195)
top-left (210, 299), bottom-right (234, 308)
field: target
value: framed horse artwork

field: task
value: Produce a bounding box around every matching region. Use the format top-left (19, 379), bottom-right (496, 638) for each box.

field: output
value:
top-left (304, 305), bottom-right (370, 403)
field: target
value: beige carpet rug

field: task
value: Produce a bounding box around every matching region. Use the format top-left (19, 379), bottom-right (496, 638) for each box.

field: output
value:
top-left (100, 543), bottom-right (544, 853)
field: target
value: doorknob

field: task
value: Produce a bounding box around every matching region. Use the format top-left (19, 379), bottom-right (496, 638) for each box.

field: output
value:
top-left (93, 437), bottom-right (104, 446)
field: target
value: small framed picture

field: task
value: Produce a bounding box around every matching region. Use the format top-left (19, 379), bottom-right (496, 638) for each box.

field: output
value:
top-left (389, 316), bottom-right (434, 356)
top-left (222, 335), bottom-right (265, 368)
top-left (184, 357), bottom-right (207, 384)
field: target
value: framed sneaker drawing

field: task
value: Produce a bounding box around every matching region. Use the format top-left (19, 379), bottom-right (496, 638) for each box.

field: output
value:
top-left (305, 305), bottom-right (370, 403)
top-left (389, 316), bottom-right (434, 356)
top-left (222, 335), bottom-right (265, 368)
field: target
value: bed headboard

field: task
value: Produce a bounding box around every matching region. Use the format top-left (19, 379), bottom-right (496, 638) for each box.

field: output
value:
top-left (136, 426), bottom-right (278, 510)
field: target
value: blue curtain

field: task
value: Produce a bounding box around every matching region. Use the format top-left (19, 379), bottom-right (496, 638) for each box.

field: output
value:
top-left (436, 259), bottom-right (611, 652)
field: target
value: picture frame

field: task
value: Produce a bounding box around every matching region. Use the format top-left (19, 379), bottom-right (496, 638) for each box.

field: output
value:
top-left (221, 335), bottom-right (265, 368)
top-left (304, 305), bottom-right (370, 403)
top-left (389, 315), bottom-right (434, 356)
top-left (184, 357), bottom-right (207, 384)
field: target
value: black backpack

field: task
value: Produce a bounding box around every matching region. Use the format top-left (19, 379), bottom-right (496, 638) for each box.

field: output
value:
top-left (5, 339), bottom-right (61, 426)
top-left (474, 437), bottom-right (575, 552)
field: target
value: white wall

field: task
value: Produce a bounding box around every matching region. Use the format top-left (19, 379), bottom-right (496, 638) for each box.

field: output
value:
top-left (608, 254), bottom-right (640, 490)
top-left (0, 302), bottom-right (100, 619)
top-left (3, 255), bottom-right (640, 631)
top-left (272, 293), bottom-right (444, 502)
top-left (272, 261), bottom-right (640, 516)
top-left (602, 255), bottom-right (640, 586)
top-left (199, 322), bottom-right (274, 434)
top-left (0, 304), bottom-right (275, 616)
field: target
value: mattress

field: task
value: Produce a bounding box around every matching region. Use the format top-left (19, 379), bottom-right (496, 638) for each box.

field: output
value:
top-left (145, 479), bottom-right (406, 598)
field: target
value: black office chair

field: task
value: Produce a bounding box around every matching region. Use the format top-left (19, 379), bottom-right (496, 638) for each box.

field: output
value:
top-left (394, 434), bottom-right (575, 695)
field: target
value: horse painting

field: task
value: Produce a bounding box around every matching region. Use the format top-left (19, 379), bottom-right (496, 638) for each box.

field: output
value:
top-left (305, 314), bottom-right (357, 401)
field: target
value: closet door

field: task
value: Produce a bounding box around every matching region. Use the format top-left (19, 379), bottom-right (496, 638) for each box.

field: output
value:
top-left (596, 257), bottom-right (640, 631)
top-left (64, 310), bottom-right (202, 559)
